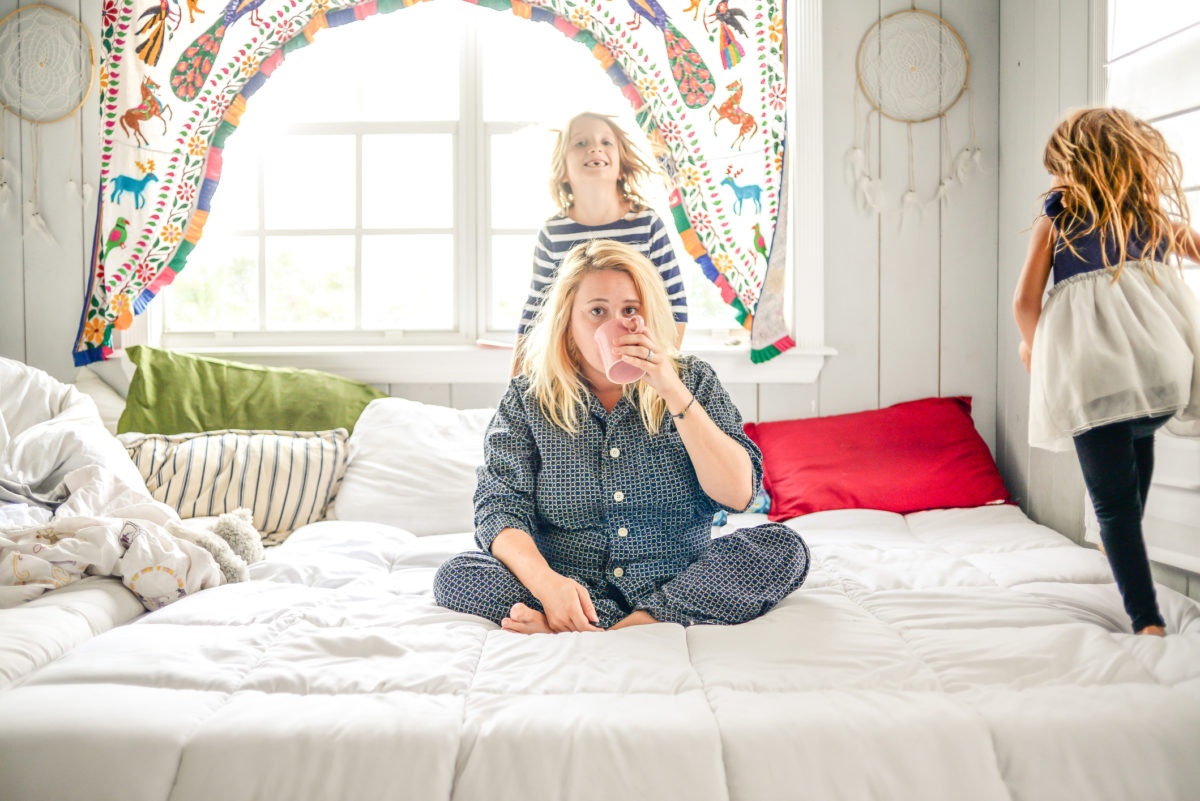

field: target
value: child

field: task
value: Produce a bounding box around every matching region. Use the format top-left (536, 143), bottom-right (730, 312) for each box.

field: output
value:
top-left (1013, 107), bottom-right (1200, 636)
top-left (512, 113), bottom-right (688, 373)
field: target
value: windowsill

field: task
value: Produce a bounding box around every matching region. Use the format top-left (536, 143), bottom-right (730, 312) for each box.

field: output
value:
top-left (179, 342), bottom-right (837, 385)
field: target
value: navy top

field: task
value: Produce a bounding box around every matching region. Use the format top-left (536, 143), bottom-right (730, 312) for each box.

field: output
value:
top-left (1045, 191), bottom-right (1166, 284)
top-left (517, 207), bottom-right (688, 335)
top-left (473, 356), bottom-right (761, 608)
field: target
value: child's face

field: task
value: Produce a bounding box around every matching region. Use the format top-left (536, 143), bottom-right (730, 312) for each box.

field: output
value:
top-left (563, 117), bottom-right (621, 194)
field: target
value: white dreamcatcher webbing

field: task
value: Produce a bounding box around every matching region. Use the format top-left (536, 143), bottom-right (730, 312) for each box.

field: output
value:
top-left (845, 7), bottom-right (981, 227)
top-left (0, 3), bottom-right (95, 240)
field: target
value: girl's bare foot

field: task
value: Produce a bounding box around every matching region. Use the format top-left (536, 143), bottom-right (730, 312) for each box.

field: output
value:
top-left (607, 610), bottom-right (657, 630)
top-left (501, 603), bottom-right (553, 634)
top-left (1136, 624), bottom-right (1166, 637)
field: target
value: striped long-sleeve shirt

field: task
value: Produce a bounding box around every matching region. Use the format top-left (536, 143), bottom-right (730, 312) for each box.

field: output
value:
top-left (516, 207), bottom-right (689, 335)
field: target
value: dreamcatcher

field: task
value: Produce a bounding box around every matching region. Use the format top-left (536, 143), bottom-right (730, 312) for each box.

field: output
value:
top-left (0, 3), bottom-right (95, 242)
top-left (846, 7), bottom-right (980, 227)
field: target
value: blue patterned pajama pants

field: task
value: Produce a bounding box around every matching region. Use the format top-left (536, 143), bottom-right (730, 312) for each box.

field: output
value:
top-left (433, 523), bottom-right (810, 628)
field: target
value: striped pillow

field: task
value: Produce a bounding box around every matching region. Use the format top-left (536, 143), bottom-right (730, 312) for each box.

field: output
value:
top-left (119, 429), bottom-right (350, 542)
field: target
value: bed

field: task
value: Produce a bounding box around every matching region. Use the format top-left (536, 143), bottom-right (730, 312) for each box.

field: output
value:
top-left (2, 352), bottom-right (1199, 801)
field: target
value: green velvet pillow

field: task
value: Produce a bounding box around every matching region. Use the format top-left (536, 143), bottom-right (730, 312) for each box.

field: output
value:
top-left (116, 346), bottom-right (387, 435)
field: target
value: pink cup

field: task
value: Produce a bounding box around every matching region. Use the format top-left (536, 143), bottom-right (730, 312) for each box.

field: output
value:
top-left (594, 315), bottom-right (646, 384)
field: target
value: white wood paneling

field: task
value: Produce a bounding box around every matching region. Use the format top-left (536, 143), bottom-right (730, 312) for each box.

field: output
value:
top-left (0, 0), bottom-right (97, 380)
top-left (937, 0), bottom-right (999, 452)
top-left (819, 0), bottom-right (883, 417)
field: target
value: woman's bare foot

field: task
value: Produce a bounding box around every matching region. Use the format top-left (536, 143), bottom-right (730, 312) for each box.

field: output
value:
top-left (501, 603), bottom-right (553, 634)
top-left (607, 610), bottom-right (657, 630)
top-left (1136, 624), bottom-right (1166, 637)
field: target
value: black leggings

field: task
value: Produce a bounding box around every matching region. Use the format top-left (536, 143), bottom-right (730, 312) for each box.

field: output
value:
top-left (1072, 414), bottom-right (1171, 631)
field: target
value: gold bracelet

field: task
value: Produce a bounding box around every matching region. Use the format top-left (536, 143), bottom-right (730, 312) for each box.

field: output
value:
top-left (672, 396), bottom-right (697, 420)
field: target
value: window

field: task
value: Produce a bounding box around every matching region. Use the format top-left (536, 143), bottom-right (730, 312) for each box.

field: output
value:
top-left (161, 1), bottom-right (739, 349)
top-left (1103, 0), bottom-right (1200, 291)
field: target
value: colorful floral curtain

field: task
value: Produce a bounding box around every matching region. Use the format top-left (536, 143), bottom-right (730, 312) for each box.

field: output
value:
top-left (74, 0), bottom-right (791, 365)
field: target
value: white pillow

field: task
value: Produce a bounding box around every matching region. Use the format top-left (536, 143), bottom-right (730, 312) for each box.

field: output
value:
top-left (333, 398), bottom-right (494, 536)
top-left (73, 366), bottom-right (127, 435)
top-left (120, 429), bottom-right (349, 543)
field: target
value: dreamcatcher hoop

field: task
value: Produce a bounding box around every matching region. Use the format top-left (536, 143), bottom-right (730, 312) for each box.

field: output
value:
top-left (856, 9), bottom-right (969, 124)
top-left (846, 7), bottom-right (980, 224)
top-left (0, 3), bottom-right (95, 240)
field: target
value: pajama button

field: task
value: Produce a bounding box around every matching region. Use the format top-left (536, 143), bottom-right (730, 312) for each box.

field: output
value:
top-left (610, 447), bottom-right (621, 458)
top-left (618, 527), bottom-right (628, 537)
top-left (613, 491), bottom-right (625, 502)
top-left (613, 567), bottom-right (624, 578)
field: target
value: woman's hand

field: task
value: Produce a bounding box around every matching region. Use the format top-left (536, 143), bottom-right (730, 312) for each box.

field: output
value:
top-left (1018, 340), bottom-right (1033, 373)
top-left (529, 572), bottom-right (603, 632)
top-left (614, 327), bottom-right (688, 401)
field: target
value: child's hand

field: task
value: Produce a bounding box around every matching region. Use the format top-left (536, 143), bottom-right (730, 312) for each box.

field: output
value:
top-left (1018, 340), bottom-right (1032, 373)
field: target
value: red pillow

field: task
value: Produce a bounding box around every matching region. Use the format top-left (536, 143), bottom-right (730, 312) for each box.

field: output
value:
top-left (744, 396), bottom-right (1010, 520)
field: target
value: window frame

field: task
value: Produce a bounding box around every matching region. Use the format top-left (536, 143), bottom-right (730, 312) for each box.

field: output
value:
top-left (1096, 0), bottom-right (1200, 291)
top-left (143, 0), bottom-right (831, 385)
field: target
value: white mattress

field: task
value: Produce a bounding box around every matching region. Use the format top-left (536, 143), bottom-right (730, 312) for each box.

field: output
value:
top-left (2, 505), bottom-right (1199, 801)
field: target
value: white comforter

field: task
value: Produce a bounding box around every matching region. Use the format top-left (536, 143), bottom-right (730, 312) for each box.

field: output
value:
top-left (0, 357), bottom-right (223, 611)
top-left (1, 504), bottom-right (1198, 801)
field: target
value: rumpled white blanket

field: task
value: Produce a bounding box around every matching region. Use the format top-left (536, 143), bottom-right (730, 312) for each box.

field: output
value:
top-left (0, 357), bottom-right (223, 610)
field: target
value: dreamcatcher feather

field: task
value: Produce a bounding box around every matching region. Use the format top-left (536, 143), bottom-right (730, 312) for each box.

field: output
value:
top-left (849, 7), bottom-right (976, 224)
top-left (0, 4), bottom-right (95, 238)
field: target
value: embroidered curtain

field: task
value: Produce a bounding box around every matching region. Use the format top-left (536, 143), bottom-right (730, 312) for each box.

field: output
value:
top-left (74, 0), bottom-right (791, 365)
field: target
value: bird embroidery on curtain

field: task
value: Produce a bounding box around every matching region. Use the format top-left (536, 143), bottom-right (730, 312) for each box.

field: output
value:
top-left (625, 0), bottom-right (714, 109)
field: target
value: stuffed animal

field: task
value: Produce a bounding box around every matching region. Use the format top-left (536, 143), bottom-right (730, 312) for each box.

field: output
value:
top-left (167, 507), bottom-right (263, 585)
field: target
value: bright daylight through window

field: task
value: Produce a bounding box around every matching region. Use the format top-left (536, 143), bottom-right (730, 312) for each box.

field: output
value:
top-left (161, 0), bottom-right (740, 348)
top-left (1103, 0), bottom-right (1200, 291)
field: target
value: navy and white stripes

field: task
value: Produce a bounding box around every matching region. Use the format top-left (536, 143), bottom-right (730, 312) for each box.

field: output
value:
top-left (517, 208), bottom-right (689, 335)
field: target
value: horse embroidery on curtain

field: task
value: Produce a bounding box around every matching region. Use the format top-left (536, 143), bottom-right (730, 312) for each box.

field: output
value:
top-left (74, 0), bottom-right (791, 365)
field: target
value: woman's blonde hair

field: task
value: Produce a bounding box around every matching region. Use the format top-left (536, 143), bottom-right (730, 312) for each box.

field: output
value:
top-left (548, 113), bottom-right (657, 213)
top-left (521, 239), bottom-right (679, 435)
top-left (1042, 106), bottom-right (1192, 279)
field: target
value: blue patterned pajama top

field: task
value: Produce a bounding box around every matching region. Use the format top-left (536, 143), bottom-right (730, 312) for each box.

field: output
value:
top-left (434, 356), bottom-right (810, 627)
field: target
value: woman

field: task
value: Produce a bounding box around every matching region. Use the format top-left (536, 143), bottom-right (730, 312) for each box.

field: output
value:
top-left (435, 239), bottom-right (808, 633)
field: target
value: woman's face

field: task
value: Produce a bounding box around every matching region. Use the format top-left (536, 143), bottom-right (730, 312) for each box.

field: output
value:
top-left (563, 117), bottom-right (620, 194)
top-left (570, 268), bottom-right (642, 388)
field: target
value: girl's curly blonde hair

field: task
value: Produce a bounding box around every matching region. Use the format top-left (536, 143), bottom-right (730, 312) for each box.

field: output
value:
top-left (548, 113), bottom-right (658, 213)
top-left (1042, 107), bottom-right (1192, 280)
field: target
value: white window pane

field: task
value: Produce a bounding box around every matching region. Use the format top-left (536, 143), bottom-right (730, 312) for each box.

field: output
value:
top-left (491, 234), bottom-right (535, 330)
top-left (362, 235), bottom-right (455, 330)
top-left (490, 128), bottom-right (559, 229)
top-left (251, 5), bottom-right (460, 122)
top-left (265, 236), bottom-right (355, 330)
top-left (209, 140), bottom-right (258, 231)
top-left (166, 236), bottom-right (260, 331)
top-left (1108, 0), bottom-right (1200, 60)
top-left (1156, 112), bottom-right (1200, 190)
top-left (480, 11), bottom-right (622, 123)
top-left (264, 135), bottom-right (355, 229)
top-left (363, 133), bottom-right (454, 229)
top-left (355, 5), bottom-right (461, 121)
top-left (1105, 22), bottom-right (1200, 120)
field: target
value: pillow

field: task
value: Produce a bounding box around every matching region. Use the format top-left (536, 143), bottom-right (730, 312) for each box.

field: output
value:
top-left (116, 345), bottom-right (387, 435)
top-left (120, 428), bottom-right (350, 543)
top-left (332, 398), bottom-right (494, 536)
top-left (73, 366), bottom-right (127, 435)
top-left (744, 396), bottom-right (1010, 520)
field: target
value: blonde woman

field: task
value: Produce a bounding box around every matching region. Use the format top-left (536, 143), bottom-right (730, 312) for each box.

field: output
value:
top-left (1013, 107), bottom-right (1200, 636)
top-left (512, 112), bottom-right (687, 374)
top-left (438, 240), bottom-right (808, 633)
